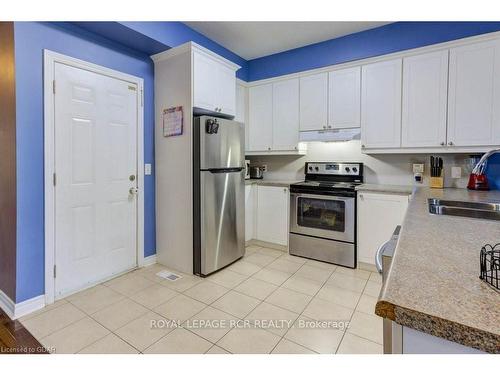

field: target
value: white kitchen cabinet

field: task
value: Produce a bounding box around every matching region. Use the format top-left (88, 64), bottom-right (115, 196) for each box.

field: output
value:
top-left (273, 78), bottom-right (300, 151)
top-left (245, 184), bottom-right (256, 241)
top-left (256, 185), bottom-right (289, 246)
top-left (248, 83), bottom-right (273, 151)
top-left (357, 192), bottom-right (409, 265)
top-left (299, 73), bottom-right (328, 131)
top-left (235, 83), bottom-right (246, 123)
top-left (447, 40), bottom-right (500, 147)
top-left (235, 83), bottom-right (247, 149)
top-left (329, 66), bottom-right (361, 129)
top-left (193, 49), bottom-right (238, 116)
top-left (402, 50), bottom-right (449, 148)
top-left (361, 59), bottom-right (402, 149)
top-left (248, 80), bottom-right (305, 154)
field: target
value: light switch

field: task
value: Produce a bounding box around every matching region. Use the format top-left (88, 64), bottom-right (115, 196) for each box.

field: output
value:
top-left (145, 163), bottom-right (152, 176)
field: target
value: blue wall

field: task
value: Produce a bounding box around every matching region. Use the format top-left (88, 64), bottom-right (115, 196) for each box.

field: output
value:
top-left (247, 22), bottom-right (500, 81)
top-left (14, 22), bottom-right (156, 302)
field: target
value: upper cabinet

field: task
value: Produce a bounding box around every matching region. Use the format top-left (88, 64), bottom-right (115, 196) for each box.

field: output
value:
top-left (235, 83), bottom-right (247, 149)
top-left (235, 83), bottom-right (246, 123)
top-left (248, 79), bottom-right (305, 154)
top-left (299, 73), bottom-right (328, 131)
top-left (447, 40), bottom-right (500, 147)
top-left (273, 78), bottom-right (300, 150)
top-left (329, 67), bottom-right (361, 129)
top-left (193, 48), bottom-right (239, 117)
top-left (242, 35), bottom-right (500, 155)
top-left (401, 50), bottom-right (449, 148)
top-left (248, 83), bottom-right (273, 152)
top-left (361, 59), bottom-right (403, 149)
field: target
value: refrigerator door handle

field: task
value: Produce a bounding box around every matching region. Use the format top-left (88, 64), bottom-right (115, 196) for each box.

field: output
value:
top-left (206, 167), bottom-right (244, 173)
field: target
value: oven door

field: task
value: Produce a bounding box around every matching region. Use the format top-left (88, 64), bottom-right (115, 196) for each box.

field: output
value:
top-left (290, 192), bottom-right (355, 242)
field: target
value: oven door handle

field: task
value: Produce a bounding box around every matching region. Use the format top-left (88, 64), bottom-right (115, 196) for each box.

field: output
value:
top-left (375, 239), bottom-right (391, 274)
top-left (290, 192), bottom-right (354, 201)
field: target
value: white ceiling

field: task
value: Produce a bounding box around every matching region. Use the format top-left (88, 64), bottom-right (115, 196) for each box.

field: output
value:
top-left (185, 22), bottom-right (391, 60)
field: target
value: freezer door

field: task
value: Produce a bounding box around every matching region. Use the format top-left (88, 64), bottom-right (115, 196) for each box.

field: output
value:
top-left (197, 116), bottom-right (244, 170)
top-left (199, 169), bottom-right (245, 275)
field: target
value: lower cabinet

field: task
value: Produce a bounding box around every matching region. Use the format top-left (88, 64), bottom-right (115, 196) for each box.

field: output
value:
top-left (256, 185), bottom-right (289, 246)
top-left (245, 184), bottom-right (256, 241)
top-left (357, 192), bottom-right (410, 265)
top-left (245, 184), bottom-right (289, 246)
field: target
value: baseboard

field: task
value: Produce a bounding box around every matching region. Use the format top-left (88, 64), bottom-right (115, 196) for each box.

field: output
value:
top-left (14, 295), bottom-right (45, 319)
top-left (358, 261), bottom-right (377, 273)
top-left (0, 290), bottom-right (45, 320)
top-left (142, 254), bottom-right (157, 267)
top-left (0, 289), bottom-right (16, 319)
top-left (246, 239), bottom-right (288, 252)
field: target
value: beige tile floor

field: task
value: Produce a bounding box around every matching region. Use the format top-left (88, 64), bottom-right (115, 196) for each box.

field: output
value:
top-left (20, 245), bottom-right (383, 354)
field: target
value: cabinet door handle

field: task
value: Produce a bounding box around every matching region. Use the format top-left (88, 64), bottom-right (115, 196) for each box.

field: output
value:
top-left (361, 144), bottom-right (366, 149)
top-left (448, 141), bottom-right (454, 146)
top-left (440, 142), bottom-right (445, 146)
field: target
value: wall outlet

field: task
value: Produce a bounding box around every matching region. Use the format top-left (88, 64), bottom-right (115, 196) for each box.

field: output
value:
top-left (412, 163), bottom-right (424, 173)
top-left (145, 163), bottom-right (152, 175)
top-left (451, 166), bottom-right (462, 179)
top-left (261, 164), bottom-right (268, 172)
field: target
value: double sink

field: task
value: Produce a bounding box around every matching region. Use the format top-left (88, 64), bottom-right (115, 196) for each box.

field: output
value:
top-left (428, 198), bottom-right (500, 221)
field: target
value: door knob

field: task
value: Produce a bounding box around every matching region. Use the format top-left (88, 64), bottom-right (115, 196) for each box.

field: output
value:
top-left (129, 187), bottom-right (138, 195)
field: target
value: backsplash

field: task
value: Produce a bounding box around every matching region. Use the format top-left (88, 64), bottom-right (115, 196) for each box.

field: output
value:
top-left (247, 140), bottom-right (472, 188)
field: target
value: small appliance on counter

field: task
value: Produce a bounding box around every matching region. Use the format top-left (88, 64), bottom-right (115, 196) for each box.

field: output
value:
top-left (250, 166), bottom-right (265, 179)
top-left (467, 149), bottom-right (500, 190)
top-left (245, 160), bottom-right (250, 180)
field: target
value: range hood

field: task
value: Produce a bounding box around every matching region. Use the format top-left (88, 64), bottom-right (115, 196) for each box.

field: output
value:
top-left (299, 128), bottom-right (361, 142)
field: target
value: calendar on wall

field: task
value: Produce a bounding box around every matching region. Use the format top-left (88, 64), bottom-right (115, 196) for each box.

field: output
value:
top-left (163, 106), bottom-right (183, 137)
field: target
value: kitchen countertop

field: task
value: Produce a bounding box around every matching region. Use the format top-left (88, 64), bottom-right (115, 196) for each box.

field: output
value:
top-left (245, 179), bottom-right (301, 187)
top-left (355, 183), bottom-right (415, 195)
top-left (375, 187), bottom-right (500, 353)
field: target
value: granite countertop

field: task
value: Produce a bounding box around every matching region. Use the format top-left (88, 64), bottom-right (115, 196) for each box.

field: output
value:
top-left (245, 179), bottom-right (300, 187)
top-left (355, 183), bottom-right (415, 195)
top-left (375, 187), bottom-right (500, 353)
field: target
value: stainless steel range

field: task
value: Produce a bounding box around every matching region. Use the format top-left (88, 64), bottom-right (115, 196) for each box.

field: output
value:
top-left (289, 162), bottom-right (363, 268)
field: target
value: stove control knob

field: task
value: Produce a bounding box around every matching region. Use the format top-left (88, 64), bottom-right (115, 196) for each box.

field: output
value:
top-left (345, 167), bottom-right (351, 173)
top-left (352, 167), bottom-right (358, 173)
top-left (308, 166), bottom-right (313, 171)
top-left (314, 167), bottom-right (319, 171)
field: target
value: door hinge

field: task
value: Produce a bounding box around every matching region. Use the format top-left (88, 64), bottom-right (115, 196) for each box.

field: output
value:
top-left (53, 80), bottom-right (56, 94)
top-left (53, 173), bottom-right (56, 186)
top-left (53, 265), bottom-right (56, 278)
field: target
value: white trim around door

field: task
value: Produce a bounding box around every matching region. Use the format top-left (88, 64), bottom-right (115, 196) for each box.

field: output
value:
top-left (43, 50), bottom-right (145, 305)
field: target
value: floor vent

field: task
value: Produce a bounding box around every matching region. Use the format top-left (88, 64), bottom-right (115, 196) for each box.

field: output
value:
top-left (156, 270), bottom-right (182, 281)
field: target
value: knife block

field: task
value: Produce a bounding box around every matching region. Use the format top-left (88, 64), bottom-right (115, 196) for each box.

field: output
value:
top-left (430, 173), bottom-right (444, 189)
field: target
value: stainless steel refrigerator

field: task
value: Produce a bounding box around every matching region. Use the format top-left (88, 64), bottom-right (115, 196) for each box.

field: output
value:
top-left (193, 115), bottom-right (245, 276)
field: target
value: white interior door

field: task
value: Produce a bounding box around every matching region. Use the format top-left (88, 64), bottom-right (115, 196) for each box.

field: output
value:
top-left (54, 62), bottom-right (138, 298)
